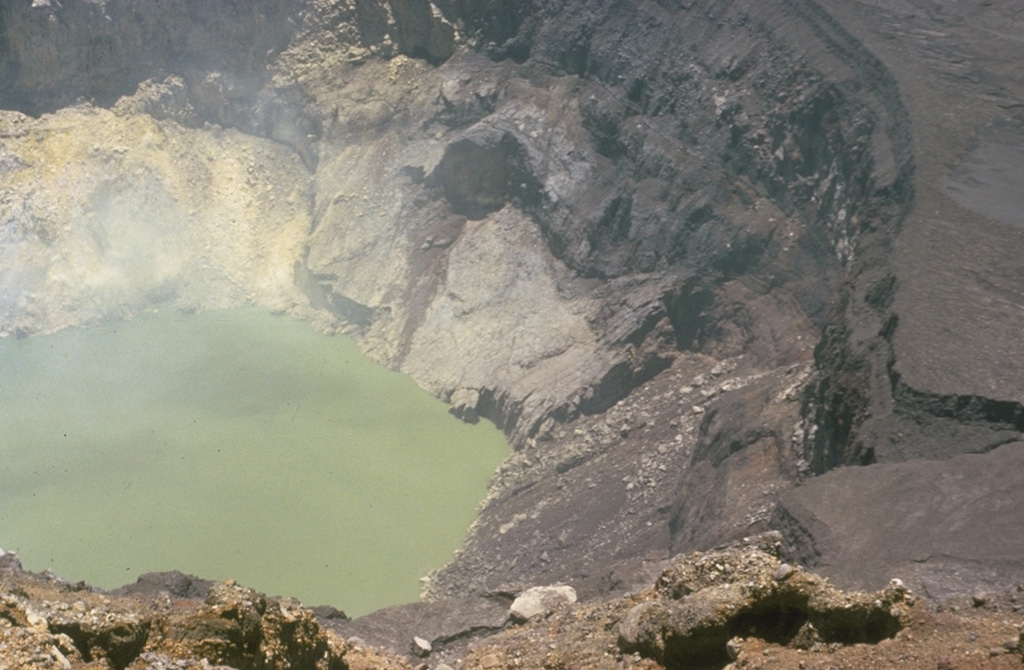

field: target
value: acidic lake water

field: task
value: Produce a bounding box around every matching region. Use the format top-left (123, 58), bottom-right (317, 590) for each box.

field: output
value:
top-left (0, 308), bottom-right (507, 616)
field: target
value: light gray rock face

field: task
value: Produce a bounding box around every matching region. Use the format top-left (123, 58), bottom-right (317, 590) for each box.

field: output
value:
top-left (286, 0), bottom-right (912, 456)
top-left (326, 595), bottom-right (511, 656)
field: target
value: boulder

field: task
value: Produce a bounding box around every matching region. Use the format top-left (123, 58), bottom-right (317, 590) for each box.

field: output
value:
top-left (509, 585), bottom-right (577, 623)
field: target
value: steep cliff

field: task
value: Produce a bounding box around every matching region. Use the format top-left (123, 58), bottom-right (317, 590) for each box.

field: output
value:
top-left (774, 0), bottom-right (1024, 601)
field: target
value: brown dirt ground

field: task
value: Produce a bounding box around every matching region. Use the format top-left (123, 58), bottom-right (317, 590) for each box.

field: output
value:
top-left (2, 554), bottom-right (1023, 670)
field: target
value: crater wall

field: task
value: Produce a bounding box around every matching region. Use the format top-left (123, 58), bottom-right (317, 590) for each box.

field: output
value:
top-left (2, 0), bottom-right (1022, 611)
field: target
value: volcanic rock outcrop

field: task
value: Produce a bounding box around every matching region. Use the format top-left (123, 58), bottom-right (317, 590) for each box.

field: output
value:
top-left (9, 538), bottom-right (1022, 670)
top-left (1, 0), bottom-right (1023, 638)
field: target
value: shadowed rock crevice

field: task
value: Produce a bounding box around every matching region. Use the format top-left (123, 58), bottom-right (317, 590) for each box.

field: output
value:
top-left (430, 131), bottom-right (545, 219)
top-left (437, 0), bottom-right (540, 57)
top-left (892, 379), bottom-right (1024, 434)
top-left (49, 618), bottom-right (150, 670)
top-left (637, 589), bottom-right (900, 670)
top-left (388, 0), bottom-right (456, 64)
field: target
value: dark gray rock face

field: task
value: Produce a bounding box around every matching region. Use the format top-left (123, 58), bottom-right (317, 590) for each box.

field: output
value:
top-left (1, 0), bottom-right (1022, 629)
top-left (0, 0), bottom-right (323, 165)
top-left (110, 571), bottom-right (215, 601)
top-left (779, 0), bottom-right (1024, 601)
top-left (775, 441), bottom-right (1024, 601)
top-left (0, 0), bottom-right (299, 113)
top-left (327, 595), bottom-right (511, 655)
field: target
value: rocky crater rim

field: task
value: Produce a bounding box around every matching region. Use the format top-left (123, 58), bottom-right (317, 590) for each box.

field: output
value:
top-left (0, 533), bottom-right (957, 670)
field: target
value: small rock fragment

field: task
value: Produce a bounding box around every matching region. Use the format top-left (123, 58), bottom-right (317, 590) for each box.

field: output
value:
top-left (51, 646), bottom-right (72, 670)
top-left (411, 636), bottom-right (432, 657)
top-left (772, 563), bottom-right (794, 581)
top-left (25, 609), bottom-right (48, 632)
top-left (618, 602), bottom-right (664, 648)
top-left (726, 636), bottom-right (743, 660)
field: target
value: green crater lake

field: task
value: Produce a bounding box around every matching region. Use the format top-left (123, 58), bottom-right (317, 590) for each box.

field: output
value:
top-left (0, 308), bottom-right (507, 617)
